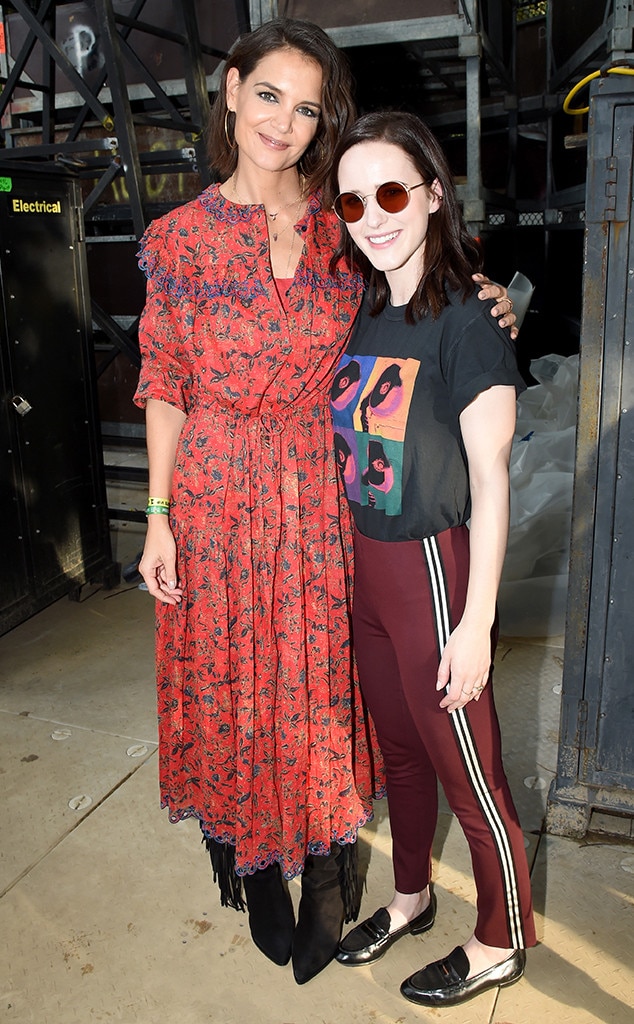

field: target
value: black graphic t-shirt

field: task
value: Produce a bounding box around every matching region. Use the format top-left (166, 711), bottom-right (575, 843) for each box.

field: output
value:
top-left (330, 289), bottom-right (526, 542)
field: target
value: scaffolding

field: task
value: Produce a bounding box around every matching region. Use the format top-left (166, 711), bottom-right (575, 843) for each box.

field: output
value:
top-left (3, 2), bottom-right (630, 504)
top-left (0, 1), bottom-right (519, 232)
top-left (0, 1), bottom-right (522, 503)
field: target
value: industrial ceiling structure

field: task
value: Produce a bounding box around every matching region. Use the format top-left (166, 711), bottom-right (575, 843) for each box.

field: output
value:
top-left (0, 1), bottom-right (629, 424)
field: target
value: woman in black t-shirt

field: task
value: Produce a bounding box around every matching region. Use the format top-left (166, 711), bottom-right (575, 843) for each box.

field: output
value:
top-left (328, 111), bottom-right (536, 1008)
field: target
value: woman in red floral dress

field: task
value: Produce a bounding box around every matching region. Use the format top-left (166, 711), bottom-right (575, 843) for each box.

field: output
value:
top-left (135, 18), bottom-right (515, 985)
top-left (136, 20), bottom-right (381, 984)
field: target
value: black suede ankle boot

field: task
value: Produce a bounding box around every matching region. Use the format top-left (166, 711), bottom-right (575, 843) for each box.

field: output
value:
top-left (243, 863), bottom-right (296, 966)
top-left (292, 843), bottom-right (359, 984)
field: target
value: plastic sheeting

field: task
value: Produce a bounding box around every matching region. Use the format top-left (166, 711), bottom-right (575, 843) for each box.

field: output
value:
top-left (498, 353), bottom-right (579, 638)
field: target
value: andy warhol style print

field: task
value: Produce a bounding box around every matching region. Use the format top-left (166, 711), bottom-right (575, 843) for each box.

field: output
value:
top-left (331, 355), bottom-right (420, 516)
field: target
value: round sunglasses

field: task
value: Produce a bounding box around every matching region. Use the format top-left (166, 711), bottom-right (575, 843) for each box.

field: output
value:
top-left (333, 180), bottom-right (428, 224)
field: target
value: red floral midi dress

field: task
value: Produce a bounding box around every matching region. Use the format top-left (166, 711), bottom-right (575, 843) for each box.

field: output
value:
top-left (135, 184), bottom-right (384, 879)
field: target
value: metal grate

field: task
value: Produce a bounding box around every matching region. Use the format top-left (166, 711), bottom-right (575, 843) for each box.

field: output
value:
top-left (518, 211), bottom-right (545, 226)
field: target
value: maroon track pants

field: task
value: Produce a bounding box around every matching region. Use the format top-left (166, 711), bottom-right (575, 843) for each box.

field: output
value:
top-left (352, 525), bottom-right (536, 949)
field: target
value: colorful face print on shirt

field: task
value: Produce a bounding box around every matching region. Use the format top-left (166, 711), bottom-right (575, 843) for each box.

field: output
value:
top-left (331, 355), bottom-right (420, 516)
top-left (330, 359), bottom-right (362, 411)
top-left (333, 430), bottom-right (357, 487)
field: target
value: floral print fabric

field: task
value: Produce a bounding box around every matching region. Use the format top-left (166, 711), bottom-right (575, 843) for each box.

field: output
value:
top-left (135, 184), bottom-right (384, 878)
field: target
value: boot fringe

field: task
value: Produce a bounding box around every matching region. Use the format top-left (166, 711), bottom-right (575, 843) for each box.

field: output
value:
top-left (340, 841), bottom-right (361, 923)
top-left (200, 832), bottom-right (358, 919)
top-left (201, 833), bottom-right (246, 912)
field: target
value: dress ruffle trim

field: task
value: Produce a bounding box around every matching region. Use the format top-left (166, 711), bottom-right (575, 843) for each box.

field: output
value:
top-left (137, 184), bottom-right (364, 305)
top-left (138, 245), bottom-right (269, 305)
top-left (161, 796), bottom-right (381, 881)
top-left (198, 181), bottom-right (322, 222)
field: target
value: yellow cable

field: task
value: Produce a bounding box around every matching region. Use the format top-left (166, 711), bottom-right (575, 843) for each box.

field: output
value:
top-left (563, 67), bottom-right (634, 115)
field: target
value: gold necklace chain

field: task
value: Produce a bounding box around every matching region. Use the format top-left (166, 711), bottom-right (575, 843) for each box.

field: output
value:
top-left (265, 174), bottom-right (305, 220)
top-left (229, 174), bottom-right (304, 277)
top-left (284, 222), bottom-right (299, 277)
top-left (270, 194), bottom-right (304, 243)
top-left (231, 174), bottom-right (304, 241)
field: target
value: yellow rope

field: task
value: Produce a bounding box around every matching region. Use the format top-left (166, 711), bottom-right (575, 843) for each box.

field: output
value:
top-left (563, 67), bottom-right (634, 115)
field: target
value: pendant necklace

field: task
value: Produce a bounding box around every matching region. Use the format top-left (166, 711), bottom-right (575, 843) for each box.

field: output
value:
top-left (231, 173), bottom-right (304, 241)
top-left (270, 193), bottom-right (304, 243)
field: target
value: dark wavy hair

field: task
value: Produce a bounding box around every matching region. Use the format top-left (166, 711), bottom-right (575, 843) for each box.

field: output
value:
top-left (207, 18), bottom-right (356, 194)
top-left (329, 110), bottom-right (483, 323)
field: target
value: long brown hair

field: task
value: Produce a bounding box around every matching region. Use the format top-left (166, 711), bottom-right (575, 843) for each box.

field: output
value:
top-left (207, 18), bottom-right (356, 194)
top-left (329, 110), bottom-right (483, 323)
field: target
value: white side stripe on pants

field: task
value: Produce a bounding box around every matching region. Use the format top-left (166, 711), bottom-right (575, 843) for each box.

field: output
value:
top-left (422, 534), bottom-right (525, 949)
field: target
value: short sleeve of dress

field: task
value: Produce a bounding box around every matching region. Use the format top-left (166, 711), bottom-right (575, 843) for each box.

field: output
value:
top-left (133, 221), bottom-right (194, 413)
top-left (444, 299), bottom-right (526, 421)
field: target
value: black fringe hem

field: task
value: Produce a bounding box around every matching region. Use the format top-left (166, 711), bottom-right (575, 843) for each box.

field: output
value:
top-left (200, 831), bottom-right (361, 921)
top-left (340, 841), bottom-right (361, 924)
top-left (201, 833), bottom-right (246, 912)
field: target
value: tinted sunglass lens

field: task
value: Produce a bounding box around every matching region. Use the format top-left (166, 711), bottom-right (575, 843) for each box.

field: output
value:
top-left (376, 182), bottom-right (410, 213)
top-left (335, 193), bottom-right (364, 223)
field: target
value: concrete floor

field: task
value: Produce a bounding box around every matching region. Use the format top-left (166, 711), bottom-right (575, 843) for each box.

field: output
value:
top-left (1, 516), bottom-right (633, 1024)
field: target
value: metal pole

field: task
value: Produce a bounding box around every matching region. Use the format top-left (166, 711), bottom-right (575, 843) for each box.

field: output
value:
top-left (249, 2), bottom-right (278, 31)
top-left (177, 0), bottom-right (213, 187)
top-left (94, 0), bottom-right (146, 238)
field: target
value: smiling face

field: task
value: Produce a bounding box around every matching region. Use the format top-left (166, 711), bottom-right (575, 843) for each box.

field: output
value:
top-left (336, 140), bottom-right (442, 305)
top-left (226, 47), bottom-right (323, 176)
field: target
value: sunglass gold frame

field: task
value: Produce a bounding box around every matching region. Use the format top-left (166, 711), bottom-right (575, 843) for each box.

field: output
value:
top-left (333, 180), bottom-right (428, 223)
